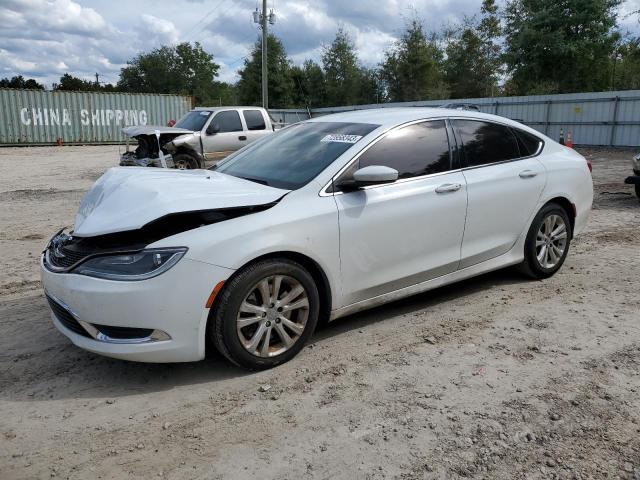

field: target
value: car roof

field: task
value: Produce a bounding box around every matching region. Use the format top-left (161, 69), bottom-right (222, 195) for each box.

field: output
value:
top-left (307, 107), bottom-right (523, 129)
top-left (193, 106), bottom-right (263, 111)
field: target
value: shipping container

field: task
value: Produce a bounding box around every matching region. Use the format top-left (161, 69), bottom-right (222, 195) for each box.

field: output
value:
top-left (0, 89), bottom-right (192, 145)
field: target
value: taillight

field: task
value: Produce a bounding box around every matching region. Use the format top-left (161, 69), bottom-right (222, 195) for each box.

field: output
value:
top-left (586, 159), bottom-right (592, 173)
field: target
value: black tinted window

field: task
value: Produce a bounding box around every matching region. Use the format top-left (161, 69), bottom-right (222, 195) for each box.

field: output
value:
top-left (454, 120), bottom-right (520, 167)
top-left (243, 110), bottom-right (266, 130)
top-left (357, 120), bottom-right (451, 179)
top-left (212, 111), bottom-right (243, 133)
top-left (513, 128), bottom-right (543, 156)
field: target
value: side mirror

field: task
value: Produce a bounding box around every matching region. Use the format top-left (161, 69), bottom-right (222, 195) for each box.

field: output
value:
top-left (338, 165), bottom-right (399, 191)
top-left (206, 123), bottom-right (220, 135)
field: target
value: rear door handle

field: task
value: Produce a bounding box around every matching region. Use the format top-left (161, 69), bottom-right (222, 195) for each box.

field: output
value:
top-left (519, 170), bottom-right (538, 178)
top-left (239, 136), bottom-right (247, 141)
top-left (435, 183), bottom-right (462, 194)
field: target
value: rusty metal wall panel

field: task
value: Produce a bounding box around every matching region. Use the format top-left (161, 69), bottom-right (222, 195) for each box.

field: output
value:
top-left (0, 89), bottom-right (192, 145)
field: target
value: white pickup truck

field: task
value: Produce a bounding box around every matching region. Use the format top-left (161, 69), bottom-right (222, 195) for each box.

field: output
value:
top-left (120, 107), bottom-right (276, 169)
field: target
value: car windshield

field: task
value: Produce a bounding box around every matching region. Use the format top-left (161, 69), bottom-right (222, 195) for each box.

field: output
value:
top-left (213, 121), bottom-right (379, 190)
top-left (175, 111), bottom-right (212, 131)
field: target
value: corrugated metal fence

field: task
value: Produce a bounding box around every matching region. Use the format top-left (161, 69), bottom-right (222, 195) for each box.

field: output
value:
top-left (270, 90), bottom-right (640, 147)
top-left (0, 89), bottom-right (192, 145)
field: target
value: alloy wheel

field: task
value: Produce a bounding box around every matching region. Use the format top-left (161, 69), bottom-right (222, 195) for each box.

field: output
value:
top-left (535, 214), bottom-right (568, 269)
top-left (236, 275), bottom-right (309, 358)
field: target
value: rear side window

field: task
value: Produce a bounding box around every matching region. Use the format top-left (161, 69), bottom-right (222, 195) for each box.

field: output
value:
top-left (243, 110), bottom-right (266, 130)
top-left (513, 128), bottom-right (543, 156)
top-left (357, 120), bottom-right (451, 179)
top-left (453, 120), bottom-right (520, 167)
top-left (212, 111), bottom-right (243, 132)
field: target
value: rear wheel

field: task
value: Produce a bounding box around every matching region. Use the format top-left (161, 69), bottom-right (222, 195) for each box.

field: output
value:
top-left (173, 152), bottom-right (198, 170)
top-left (520, 203), bottom-right (572, 279)
top-left (209, 259), bottom-right (320, 370)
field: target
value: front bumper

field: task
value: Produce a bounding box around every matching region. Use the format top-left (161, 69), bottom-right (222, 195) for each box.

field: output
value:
top-left (41, 256), bottom-right (234, 363)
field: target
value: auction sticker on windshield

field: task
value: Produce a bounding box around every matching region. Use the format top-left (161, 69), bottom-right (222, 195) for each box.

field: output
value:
top-left (320, 134), bottom-right (363, 143)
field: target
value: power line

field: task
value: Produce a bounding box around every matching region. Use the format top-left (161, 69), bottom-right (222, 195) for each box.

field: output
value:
top-left (182, 0), bottom-right (229, 40)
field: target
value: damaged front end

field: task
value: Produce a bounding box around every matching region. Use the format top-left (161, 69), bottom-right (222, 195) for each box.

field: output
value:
top-left (120, 126), bottom-right (204, 169)
top-left (43, 204), bottom-right (275, 276)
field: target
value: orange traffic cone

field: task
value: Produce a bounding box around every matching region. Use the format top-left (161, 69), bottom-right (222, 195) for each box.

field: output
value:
top-left (566, 131), bottom-right (573, 148)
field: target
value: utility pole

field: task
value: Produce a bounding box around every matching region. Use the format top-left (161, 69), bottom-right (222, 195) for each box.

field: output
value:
top-left (261, 0), bottom-right (268, 109)
top-left (95, 72), bottom-right (100, 87)
top-left (253, 2), bottom-right (275, 109)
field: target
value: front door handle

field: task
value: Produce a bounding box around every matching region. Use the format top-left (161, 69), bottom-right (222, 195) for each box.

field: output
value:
top-left (519, 170), bottom-right (538, 179)
top-left (239, 136), bottom-right (247, 141)
top-left (435, 183), bottom-right (462, 194)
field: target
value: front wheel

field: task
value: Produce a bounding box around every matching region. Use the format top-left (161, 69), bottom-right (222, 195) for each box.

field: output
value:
top-left (172, 152), bottom-right (198, 170)
top-left (520, 203), bottom-right (572, 279)
top-left (209, 259), bottom-right (320, 370)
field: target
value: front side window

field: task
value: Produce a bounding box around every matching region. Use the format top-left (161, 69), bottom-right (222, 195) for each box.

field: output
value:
top-left (243, 110), bottom-right (266, 130)
top-left (214, 121), bottom-right (378, 190)
top-left (211, 111), bottom-right (243, 133)
top-left (175, 110), bottom-right (211, 131)
top-left (453, 120), bottom-right (520, 167)
top-left (356, 120), bottom-right (451, 179)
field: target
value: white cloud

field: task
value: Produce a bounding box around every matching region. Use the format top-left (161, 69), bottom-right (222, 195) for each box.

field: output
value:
top-left (0, 0), bottom-right (638, 87)
top-left (141, 14), bottom-right (180, 45)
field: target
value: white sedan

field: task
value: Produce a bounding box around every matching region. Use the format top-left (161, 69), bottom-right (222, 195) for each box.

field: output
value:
top-left (41, 108), bottom-right (593, 369)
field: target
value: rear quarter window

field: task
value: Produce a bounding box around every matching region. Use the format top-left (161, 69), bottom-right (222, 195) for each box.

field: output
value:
top-left (513, 128), bottom-right (544, 156)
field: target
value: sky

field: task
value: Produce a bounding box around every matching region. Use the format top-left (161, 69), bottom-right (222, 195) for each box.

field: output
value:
top-left (1, 0), bottom-right (639, 88)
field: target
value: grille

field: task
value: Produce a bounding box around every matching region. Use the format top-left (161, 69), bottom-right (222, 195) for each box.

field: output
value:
top-left (46, 295), bottom-right (92, 338)
top-left (94, 324), bottom-right (154, 340)
top-left (46, 244), bottom-right (89, 269)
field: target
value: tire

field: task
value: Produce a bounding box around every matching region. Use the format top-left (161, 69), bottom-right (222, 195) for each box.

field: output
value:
top-left (520, 202), bottom-right (572, 279)
top-left (209, 259), bottom-right (320, 370)
top-left (635, 184), bottom-right (640, 201)
top-left (173, 152), bottom-right (198, 170)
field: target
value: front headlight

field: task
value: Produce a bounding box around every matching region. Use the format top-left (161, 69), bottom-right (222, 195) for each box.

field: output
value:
top-left (73, 248), bottom-right (187, 281)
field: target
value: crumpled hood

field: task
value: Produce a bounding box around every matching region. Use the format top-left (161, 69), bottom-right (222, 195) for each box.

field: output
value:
top-left (73, 167), bottom-right (289, 237)
top-left (122, 125), bottom-right (194, 137)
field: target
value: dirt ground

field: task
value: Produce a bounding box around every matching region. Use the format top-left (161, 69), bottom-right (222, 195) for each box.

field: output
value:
top-left (0, 145), bottom-right (639, 480)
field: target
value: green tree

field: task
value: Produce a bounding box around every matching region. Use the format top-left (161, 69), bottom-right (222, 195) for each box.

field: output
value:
top-left (611, 37), bottom-right (640, 90)
top-left (444, 0), bottom-right (502, 98)
top-left (290, 60), bottom-right (327, 108)
top-left (237, 34), bottom-right (294, 108)
top-left (322, 28), bottom-right (363, 106)
top-left (357, 67), bottom-right (385, 104)
top-left (54, 73), bottom-right (104, 91)
top-left (0, 75), bottom-right (44, 90)
top-left (118, 42), bottom-right (221, 105)
top-left (503, 0), bottom-right (622, 94)
top-left (380, 20), bottom-right (447, 102)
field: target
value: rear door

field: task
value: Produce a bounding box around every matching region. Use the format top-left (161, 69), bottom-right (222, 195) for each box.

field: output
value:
top-left (242, 109), bottom-right (272, 143)
top-left (334, 119), bottom-right (468, 306)
top-left (453, 119), bottom-right (546, 268)
top-left (201, 110), bottom-right (246, 161)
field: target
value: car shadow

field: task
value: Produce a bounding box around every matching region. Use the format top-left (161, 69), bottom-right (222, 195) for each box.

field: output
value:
top-left (2, 268), bottom-right (530, 402)
top-left (311, 267), bottom-right (530, 342)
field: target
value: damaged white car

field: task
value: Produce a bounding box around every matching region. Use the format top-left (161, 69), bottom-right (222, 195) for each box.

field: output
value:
top-left (120, 107), bottom-right (275, 169)
top-left (42, 108), bottom-right (593, 370)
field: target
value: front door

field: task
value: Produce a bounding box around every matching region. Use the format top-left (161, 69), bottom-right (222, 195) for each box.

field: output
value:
top-left (201, 110), bottom-right (246, 161)
top-left (334, 120), bottom-right (468, 307)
